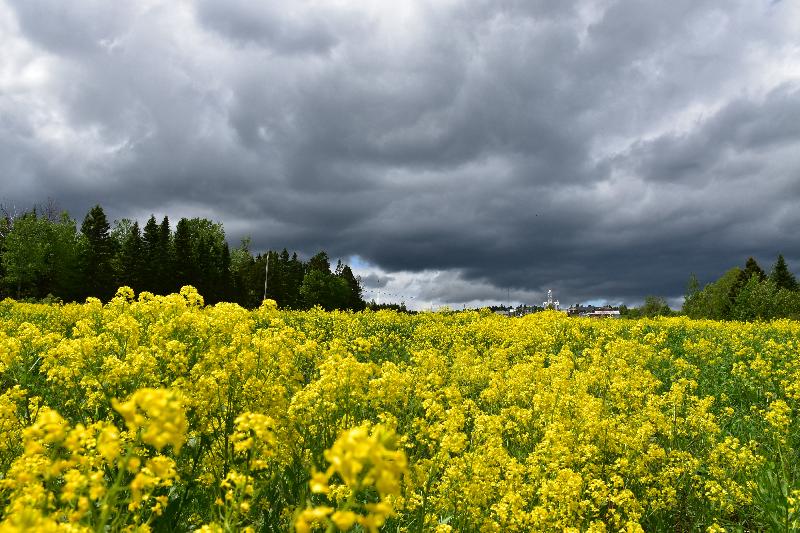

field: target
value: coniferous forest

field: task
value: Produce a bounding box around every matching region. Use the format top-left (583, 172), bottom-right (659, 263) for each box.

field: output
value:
top-left (0, 202), bottom-right (365, 310)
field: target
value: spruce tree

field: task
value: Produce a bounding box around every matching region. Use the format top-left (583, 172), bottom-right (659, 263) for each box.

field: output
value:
top-left (157, 216), bottom-right (172, 294)
top-left (307, 251), bottom-right (331, 273)
top-left (731, 257), bottom-right (767, 304)
top-left (173, 218), bottom-right (194, 290)
top-left (742, 257), bottom-right (766, 282)
top-left (141, 216), bottom-right (160, 293)
top-left (48, 212), bottom-right (80, 301)
top-left (770, 254), bottom-right (798, 291)
top-left (288, 252), bottom-right (305, 309)
top-left (80, 205), bottom-right (115, 300)
top-left (119, 222), bottom-right (144, 291)
top-left (338, 264), bottom-right (365, 311)
top-left (220, 242), bottom-right (232, 302)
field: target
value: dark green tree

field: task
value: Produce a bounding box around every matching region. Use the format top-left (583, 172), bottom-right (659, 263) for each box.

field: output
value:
top-left (183, 218), bottom-right (227, 303)
top-left (729, 257), bottom-right (766, 304)
top-left (300, 269), bottom-right (349, 310)
top-left (338, 264), bottom-right (365, 311)
top-left (220, 242), bottom-right (232, 302)
top-left (286, 252), bottom-right (305, 309)
top-left (769, 254), bottom-right (798, 291)
top-left (307, 251), bottom-right (331, 273)
top-left (118, 221), bottom-right (145, 291)
top-left (47, 213), bottom-right (80, 300)
top-left (173, 218), bottom-right (194, 290)
top-left (741, 257), bottom-right (766, 282)
top-left (157, 216), bottom-right (173, 294)
top-left (79, 205), bottom-right (116, 300)
top-left (141, 215), bottom-right (160, 293)
top-left (230, 238), bottom-right (258, 307)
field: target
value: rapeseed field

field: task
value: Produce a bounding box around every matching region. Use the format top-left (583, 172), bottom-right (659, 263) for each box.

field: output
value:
top-left (0, 287), bottom-right (798, 531)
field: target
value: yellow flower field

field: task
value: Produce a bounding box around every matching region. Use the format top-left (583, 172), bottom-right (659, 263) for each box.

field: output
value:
top-left (0, 287), bottom-right (798, 532)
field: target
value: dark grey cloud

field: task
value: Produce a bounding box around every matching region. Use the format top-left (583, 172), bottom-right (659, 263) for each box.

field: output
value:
top-left (359, 273), bottom-right (390, 290)
top-left (1, 0), bottom-right (799, 308)
top-left (195, 0), bottom-right (348, 54)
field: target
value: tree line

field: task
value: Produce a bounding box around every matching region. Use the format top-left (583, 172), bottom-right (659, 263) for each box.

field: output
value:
top-left (0, 202), bottom-right (365, 310)
top-left (682, 254), bottom-right (800, 320)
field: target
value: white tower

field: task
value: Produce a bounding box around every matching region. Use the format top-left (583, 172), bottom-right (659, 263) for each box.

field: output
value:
top-left (543, 289), bottom-right (560, 310)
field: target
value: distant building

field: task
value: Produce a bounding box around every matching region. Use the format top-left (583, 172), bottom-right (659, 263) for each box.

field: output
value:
top-left (491, 304), bottom-right (543, 317)
top-left (588, 308), bottom-right (620, 318)
top-left (566, 304), bottom-right (595, 317)
top-left (567, 303), bottom-right (620, 318)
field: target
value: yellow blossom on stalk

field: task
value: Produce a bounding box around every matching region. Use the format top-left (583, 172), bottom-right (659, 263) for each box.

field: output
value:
top-left (231, 412), bottom-right (276, 455)
top-left (112, 388), bottom-right (187, 452)
top-left (0, 386), bottom-right (25, 455)
top-left (260, 298), bottom-right (278, 311)
top-left (309, 471), bottom-right (329, 494)
top-left (764, 399), bottom-right (791, 437)
top-left (322, 424), bottom-right (407, 498)
top-left (180, 285), bottom-right (205, 307)
top-left (114, 286), bottom-right (136, 303)
top-left (295, 506), bottom-right (333, 533)
top-left (0, 332), bottom-right (21, 372)
top-left (23, 407), bottom-right (68, 452)
top-left (128, 456), bottom-right (178, 513)
top-left (330, 510), bottom-right (357, 530)
top-left (298, 424), bottom-right (407, 532)
top-left (96, 424), bottom-right (120, 463)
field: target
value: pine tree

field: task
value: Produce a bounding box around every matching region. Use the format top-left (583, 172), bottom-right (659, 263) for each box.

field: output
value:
top-left (731, 257), bottom-right (767, 304)
top-left (288, 252), bottom-right (305, 309)
top-left (338, 264), bottom-right (365, 311)
top-left (770, 254), bottom-right (798, 291)
top-left (141, 216), bottom-right (160, 293)
top-left (220, 242), bottom-right (232, 302)
top-left (48, 212), bottom-right (80, 301)
top-left (742, 257), bottom-right (766, 282)
top-left (80, 205), bottom-right (116, 300)
top-left (157, 216), bottom-right (173, 294)
top-left (173, 218), bottom-right (194, 290)
top-left (307, 251), bottom-right (330, 273)
top-left (119, 222), bottom-right (144, 291)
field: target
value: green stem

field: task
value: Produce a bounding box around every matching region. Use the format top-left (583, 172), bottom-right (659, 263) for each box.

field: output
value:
top-left (95, 444), bottom-right (133, 533)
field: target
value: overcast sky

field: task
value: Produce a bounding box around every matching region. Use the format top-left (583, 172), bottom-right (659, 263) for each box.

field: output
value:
top-left (1, 0), bottom-right (799, 309)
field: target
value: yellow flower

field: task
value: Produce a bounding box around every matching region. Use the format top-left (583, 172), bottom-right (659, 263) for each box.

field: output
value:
top-left (331, 510), bottom-right (357, 530)
top-left (295, 506), bottom-right (334, 533)
top-left (323, 423), bottom-right (407, 498)
top-left (112, 388), bottom-right (187, 453)
top-left (309, 471), bottom-right (329, 494)
top-left (97, 425), bottom-right (120, 463)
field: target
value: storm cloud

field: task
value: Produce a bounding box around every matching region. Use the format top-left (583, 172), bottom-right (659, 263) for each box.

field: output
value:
top-left (1, 0), bottom-right (799, 308)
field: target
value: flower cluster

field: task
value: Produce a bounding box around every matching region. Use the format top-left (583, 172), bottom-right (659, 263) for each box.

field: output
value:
top-left (297, 423), bottom-right (407, 532)
top-left (112, 388), bottom-right (187, 453)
